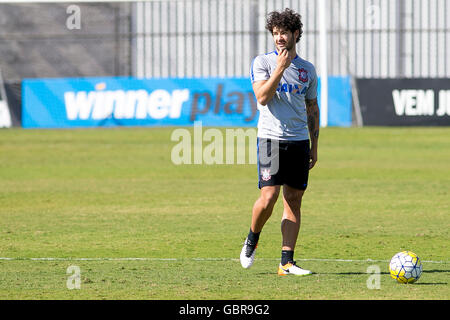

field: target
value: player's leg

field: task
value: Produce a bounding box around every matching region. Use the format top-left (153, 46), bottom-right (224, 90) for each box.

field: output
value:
top-left (281, 184), bottom-right (303, 252)
top-left (277, 184), bottom-right (311, 276)
top-left (241, 138), bottom-right (282, 269)
top-left (251, 185), bottom-right (280, 233)
top-left (240, 185), bottom-right (280, 269)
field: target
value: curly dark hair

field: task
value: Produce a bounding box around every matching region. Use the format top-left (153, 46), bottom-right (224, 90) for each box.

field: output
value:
top-left (265, 8), bottom-right (303, 43)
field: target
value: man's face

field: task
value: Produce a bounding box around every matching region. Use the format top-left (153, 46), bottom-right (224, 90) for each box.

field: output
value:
top-left (272, 26), bottom-right (297, 52)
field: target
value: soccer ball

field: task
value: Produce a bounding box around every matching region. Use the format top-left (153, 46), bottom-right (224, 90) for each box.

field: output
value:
top-left (389, 251), bottom-right (423, 284)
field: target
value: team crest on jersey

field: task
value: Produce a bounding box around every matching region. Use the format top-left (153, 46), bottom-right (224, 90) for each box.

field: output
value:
top-left (261, 168), bottom-right (272, 181)
top-left (298, 68), bottom-right (308, 83)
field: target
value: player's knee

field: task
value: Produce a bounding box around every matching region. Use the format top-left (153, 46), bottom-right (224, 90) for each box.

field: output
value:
top-left (260, 191), bottom-right (279, 209)
top-left (283, 190), bottom-right (303, 205)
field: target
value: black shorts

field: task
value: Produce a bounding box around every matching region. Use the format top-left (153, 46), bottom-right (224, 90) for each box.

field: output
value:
top-left (257, 138), bottom-right (310, 191)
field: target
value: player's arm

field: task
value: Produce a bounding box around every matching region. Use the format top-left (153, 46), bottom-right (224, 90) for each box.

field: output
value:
top-left (252, 49), bottom-right (293, 105)
top-left (305, 98), bottom-right (320, 170)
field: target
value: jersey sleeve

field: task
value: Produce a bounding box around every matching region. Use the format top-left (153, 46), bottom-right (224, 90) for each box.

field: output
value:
top-left (305, 66), bottom-right (318, 100)
top-left (250, 55), bottom-right (269, 83)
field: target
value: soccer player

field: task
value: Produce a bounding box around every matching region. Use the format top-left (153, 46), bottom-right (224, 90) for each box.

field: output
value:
top-left (240, 8), bottom-right (320, 276)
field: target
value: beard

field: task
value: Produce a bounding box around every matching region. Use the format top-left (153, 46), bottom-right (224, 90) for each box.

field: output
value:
top-left (277, 37), bottom-right (295, 52)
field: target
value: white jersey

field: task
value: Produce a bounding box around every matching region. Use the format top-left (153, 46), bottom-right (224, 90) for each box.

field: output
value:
top-left (250, 50), bottom-right (318, 141)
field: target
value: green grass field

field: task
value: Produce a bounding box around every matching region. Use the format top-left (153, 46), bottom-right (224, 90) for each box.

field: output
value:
top-left (0, 126), bottom-right (449, 300)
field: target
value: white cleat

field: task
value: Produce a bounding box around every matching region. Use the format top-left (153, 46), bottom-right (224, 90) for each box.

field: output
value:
top-left (278, 261), bottom-right (313, 276)
top-left (240, 238), bottom-right (258, 269)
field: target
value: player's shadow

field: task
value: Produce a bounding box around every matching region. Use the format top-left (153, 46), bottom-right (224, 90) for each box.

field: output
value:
top-left (312, 269), bottom-right (449, 276)
top-left (257, 271), bottom-right (392, 276)
top-left (310, 269), bottom-right (449, 285)
top-left (256, 269), bottom-right (449, 279)
top-left (314, 271), bottom-right (390, 275)
top-left (423, 269), bottom-right (449, 273)
top-left (416, 269), bottom-right (449, 285)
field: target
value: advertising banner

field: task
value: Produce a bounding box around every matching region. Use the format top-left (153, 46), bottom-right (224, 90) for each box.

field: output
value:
top-left (356, 78), bottom-right (450, 126)
top-left (22, 76), bottom-right (351, 128)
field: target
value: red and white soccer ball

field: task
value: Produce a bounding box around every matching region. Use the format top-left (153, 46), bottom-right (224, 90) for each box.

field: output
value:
top-left (389, 251), bottom-right (423, 284)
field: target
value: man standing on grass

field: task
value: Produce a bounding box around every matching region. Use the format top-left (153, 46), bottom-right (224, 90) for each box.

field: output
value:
top-left (240, 8), bottom-right (320, 276)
